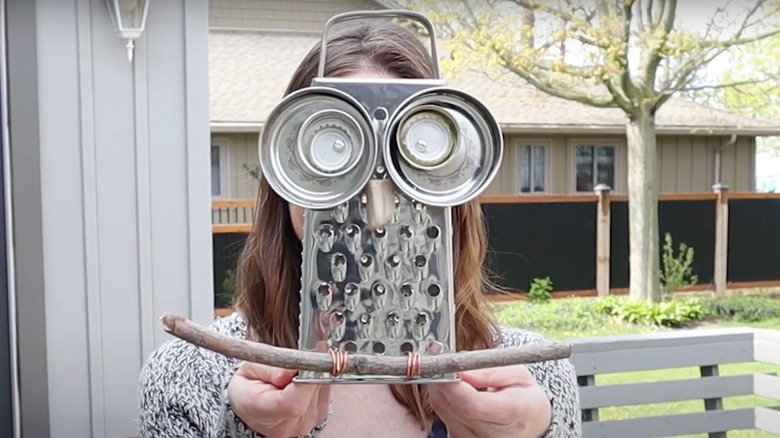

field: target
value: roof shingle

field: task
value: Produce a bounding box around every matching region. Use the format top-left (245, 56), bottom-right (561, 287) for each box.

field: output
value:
top-left (209, 30), bottom-right (780, 136)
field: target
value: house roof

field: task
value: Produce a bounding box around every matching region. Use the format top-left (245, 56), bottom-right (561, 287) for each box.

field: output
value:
top-left (209, 30), bottom-right (780, 136)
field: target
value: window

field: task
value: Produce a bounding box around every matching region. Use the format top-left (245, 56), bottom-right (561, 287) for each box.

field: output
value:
top-left (518, 143), bottom-right (548, 193)
top-left (211, 141), bottom-right (228, 198)
top-left (575, 143), bottom-right (615, 192)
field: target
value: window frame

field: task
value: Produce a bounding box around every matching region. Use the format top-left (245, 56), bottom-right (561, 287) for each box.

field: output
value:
top-left (569, 138), bottom-right (624, 193)
top-left (211, 137), bottom-right (230, 199)
top-left (515, 139), bottom-right (553, 195)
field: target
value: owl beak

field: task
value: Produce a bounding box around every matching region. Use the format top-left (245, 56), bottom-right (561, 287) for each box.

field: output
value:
top-left (365, 179), bottom-right (396, 231)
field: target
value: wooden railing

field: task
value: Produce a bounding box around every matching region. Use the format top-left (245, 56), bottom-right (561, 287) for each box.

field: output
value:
top-left (570, 328), bottom-right (780, 437)
top-left (212, 191), bottom-right (780, 230)
top-left (212, 199), bottom-right (256, 234)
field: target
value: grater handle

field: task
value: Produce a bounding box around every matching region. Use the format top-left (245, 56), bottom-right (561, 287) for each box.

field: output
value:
top-left (317, 10), bottom-right (440, 79)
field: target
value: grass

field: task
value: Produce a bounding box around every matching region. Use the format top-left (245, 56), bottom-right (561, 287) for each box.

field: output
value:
top-left (492, 296), bottom-right (780, 438)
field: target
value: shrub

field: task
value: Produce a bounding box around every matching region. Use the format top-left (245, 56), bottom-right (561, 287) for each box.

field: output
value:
top-left (594, 295), bottom-right (704, 328)
top-left (528, 277), bottom-right (553, 303)
top-left (698, 294), bottom-right (780, 322)
top-left (659, 232), bottom-right (698, 298)
top-left (216, 269), bottom-right (237, 308)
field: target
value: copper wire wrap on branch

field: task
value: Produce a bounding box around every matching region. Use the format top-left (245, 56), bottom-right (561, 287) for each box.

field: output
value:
top-left (406, 352), bottom-right (421, 379)
top-left (160, 312), bottom-right (573, 377)
top-left (329, 347), bottom-right (348, 377)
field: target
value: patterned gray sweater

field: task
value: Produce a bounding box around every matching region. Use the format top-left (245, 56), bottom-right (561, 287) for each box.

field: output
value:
top-left (137, 312), bottom-right (582, 437)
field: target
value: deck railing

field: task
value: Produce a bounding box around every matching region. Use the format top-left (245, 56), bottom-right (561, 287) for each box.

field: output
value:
top-left (570, 327), bottom-right (780, 437)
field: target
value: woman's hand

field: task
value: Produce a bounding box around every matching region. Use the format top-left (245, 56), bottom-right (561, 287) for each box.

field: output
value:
top-left (427, 365), bottom-right (552, 438)
top-left (227, 361), bottom-right (331, 438)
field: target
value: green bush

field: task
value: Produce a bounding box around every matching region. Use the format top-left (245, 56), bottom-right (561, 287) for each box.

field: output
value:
top-left (528, 277), bottom-right (553, 303)
top-left (594, 296), bottom-right (704, 328)
top-left (493, 293), bottom-right (780, 336)
top-left (216, 269), bottom-right (237, 308)
top-left (698, 294), bottom-right (780, 322)
top-left (659, 232), bottom-right (698, 297)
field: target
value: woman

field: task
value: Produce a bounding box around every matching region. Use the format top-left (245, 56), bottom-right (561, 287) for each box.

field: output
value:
top-left (137, 19), bottom-right (582, 438)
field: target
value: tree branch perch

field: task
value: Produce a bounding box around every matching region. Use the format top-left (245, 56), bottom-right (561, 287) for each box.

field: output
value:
top-left (160, 312), bottom-right (574, 377)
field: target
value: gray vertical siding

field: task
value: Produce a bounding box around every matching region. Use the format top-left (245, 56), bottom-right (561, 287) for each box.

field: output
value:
top-left (6, 0), bottom-right (50, 437)
top-left (7, 0), bottom-right (212, 436)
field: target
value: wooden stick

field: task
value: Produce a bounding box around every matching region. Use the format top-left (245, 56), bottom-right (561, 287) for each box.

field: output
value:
top-left (161, 312), bottom-right (573, 376)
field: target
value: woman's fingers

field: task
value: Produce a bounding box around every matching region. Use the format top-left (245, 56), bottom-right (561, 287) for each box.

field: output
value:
top-left (458, 366), bottom-right (535, 391)
top-left (236, 362), bottom-right (297, 389)
top-left (427, 379), bottom-right (523, 427)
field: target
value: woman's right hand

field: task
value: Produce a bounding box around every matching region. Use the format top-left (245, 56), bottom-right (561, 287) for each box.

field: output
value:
top-left (227, 361), bottom-right (331, 438)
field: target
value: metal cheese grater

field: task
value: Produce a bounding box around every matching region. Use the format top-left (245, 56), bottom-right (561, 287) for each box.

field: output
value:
top-left (258, 10), bottom-right (503, 384)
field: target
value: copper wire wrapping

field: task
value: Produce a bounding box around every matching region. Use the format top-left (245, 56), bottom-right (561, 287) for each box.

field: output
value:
top-left (406, 351), bottom-right (421, 379)
top-left (329, 347), bottom-right (348, 377)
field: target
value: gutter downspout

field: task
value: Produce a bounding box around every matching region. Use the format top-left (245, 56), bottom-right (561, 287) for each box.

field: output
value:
top-left (714, 133), bottom-right (737, 185)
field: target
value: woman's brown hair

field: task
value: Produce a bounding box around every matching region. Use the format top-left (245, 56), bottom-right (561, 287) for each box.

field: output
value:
top-left (234, 19), bottom-right (499, 430)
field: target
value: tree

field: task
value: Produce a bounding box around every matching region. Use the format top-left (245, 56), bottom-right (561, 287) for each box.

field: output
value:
top-left (396, 0), bottom-right (780, 302)
top-left (710, 33), bottom-right (780, 155)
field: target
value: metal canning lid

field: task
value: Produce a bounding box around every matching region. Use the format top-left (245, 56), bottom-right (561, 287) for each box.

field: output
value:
top-left (296, 109), bottom-right (363, 178)
top-left (397, 106), bottom-right (458, 169)
top-left (259, 87), bottom-right (377, 209)
top-left (383, 87), bottom-right (504, 207)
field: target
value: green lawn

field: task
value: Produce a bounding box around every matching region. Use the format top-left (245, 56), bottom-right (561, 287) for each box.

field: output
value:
top-left (493, 298), bottom-right (780, 438)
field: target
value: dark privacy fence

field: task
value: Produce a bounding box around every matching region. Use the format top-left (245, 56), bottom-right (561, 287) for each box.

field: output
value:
top-left (211, 191), bottom-right (780, 303)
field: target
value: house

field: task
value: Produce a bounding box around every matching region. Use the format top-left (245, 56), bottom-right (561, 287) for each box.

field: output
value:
top-left (207, 0), bottom-right (780, 206)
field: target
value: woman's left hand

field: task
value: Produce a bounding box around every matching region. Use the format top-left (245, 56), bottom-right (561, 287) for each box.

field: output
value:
top-left (426, 365), bottom-right (552, 438)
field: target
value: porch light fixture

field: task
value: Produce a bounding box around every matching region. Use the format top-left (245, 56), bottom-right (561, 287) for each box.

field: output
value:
top-left (105, 0), bottom-right (151, 62)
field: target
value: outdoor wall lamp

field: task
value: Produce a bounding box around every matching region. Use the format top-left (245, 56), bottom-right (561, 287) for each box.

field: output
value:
top-left (105, 0), bottom-right (150, 62)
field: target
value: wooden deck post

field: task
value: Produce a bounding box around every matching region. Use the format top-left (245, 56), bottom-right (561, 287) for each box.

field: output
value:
top-left (713, 184), bottom-right (730, 297)
top-left (595, 184), bottom-right (612, 297)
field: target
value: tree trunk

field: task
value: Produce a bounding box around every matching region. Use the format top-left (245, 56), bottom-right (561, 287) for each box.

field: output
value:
top-left (625, 110), bottom-right (662, 302)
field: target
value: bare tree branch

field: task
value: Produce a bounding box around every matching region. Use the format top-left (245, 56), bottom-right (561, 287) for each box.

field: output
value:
top-left (496, 53), bottom-right (616, 107)
top-left (160, 313), bottom-right (574, 376)
top-left (672, 78), bottom-right (775, 94)
top-left (658, 0), bottom-right (777, 99)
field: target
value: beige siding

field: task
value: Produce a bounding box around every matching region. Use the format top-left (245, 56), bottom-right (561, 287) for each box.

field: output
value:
top-left (214, 133), bottom-right (261, 199)
top-left (216, 132), bottom-right (756, 199)
top-left (487, 134), bottom-right (755, 196)
top-left (718, 135), bottom-right (756, 191)
top-left (209, 0), bottom-right (384, 31)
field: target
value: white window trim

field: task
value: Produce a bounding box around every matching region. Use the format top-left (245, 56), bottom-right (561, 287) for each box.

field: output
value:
top-left (211, 137), bottom-right (230, 199)
top-left (569, 138), bottom-right (624, 193)
top-left (515, 139), bottom-right (553, 194)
